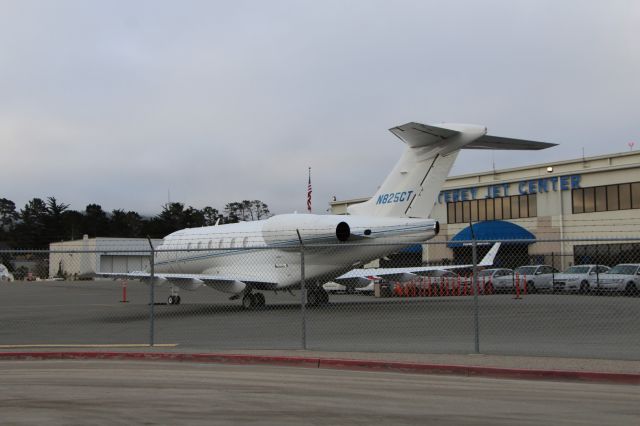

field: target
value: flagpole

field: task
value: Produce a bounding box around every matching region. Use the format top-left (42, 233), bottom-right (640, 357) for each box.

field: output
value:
top-left (307, 167), bottom-right (312, 213)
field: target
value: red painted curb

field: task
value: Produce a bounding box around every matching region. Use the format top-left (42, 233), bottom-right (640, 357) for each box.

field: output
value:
top-left (0, 352), bottom-right (637, 385)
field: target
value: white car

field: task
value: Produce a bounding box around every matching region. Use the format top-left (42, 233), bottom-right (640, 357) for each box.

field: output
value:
top-left (492, 265), bottom-right (558, 293)
top-left (477, 268), bottom-right (513, 293)
top-left (552, 265), bottom-right (610, 293)
top-left (589, 264), bottom-right (640, 295)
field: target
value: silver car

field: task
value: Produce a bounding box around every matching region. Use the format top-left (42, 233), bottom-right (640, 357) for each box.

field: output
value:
top-left (589, 264), bottom-right (640, 295)
top-left (477, 268), bottom-right (513, 294)
top-left (492, 265), bottom-right (558, 293)
top-left (552, 265), bottom-right (610, 293)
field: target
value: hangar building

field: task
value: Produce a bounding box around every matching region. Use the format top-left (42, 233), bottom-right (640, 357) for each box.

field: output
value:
top-left (330, 150), bottom-right (640, 270)
top-left (49, 235), bottom-right (162, 279)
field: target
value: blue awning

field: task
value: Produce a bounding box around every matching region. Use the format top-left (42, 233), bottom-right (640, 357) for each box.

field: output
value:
top-left (400, 244), bottom-right (423, 254)
top-left (448, 220), bottom-right (535, 248)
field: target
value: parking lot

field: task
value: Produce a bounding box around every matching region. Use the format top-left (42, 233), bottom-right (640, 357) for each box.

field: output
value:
top-left (1, 279), bottom-right (638, 360)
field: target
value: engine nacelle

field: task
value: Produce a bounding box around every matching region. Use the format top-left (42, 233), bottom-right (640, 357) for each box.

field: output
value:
top-left (261, 214), bottom-right (351, 246)
top-left (261, 214), bottom-right (439, 246)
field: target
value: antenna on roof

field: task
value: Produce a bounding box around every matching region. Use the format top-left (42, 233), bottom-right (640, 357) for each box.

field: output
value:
top-left (491, 151), bottom-right (496, 173)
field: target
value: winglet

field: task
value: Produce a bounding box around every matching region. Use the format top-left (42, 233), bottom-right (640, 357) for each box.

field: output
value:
top-left (479, 242), bottom-right (501, 267)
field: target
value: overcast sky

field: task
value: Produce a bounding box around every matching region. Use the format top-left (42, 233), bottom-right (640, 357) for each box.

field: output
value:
top-left (1, 0), bottom-right (638, 216)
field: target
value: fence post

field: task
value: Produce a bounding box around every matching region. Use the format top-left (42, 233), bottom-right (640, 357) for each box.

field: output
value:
top-left (472, 236), bottom-right (480, 354)
top-left (147, 237), bottom-right (155, 347)
top-left (296, 230), bottom-right (307, 350)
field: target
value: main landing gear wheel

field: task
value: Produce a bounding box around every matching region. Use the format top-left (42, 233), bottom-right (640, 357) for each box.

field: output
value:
top-left (241, 293), bottom-right (266, 309)
top-left (167, 295), bottom-right (181, 305)
top-left (242, 293), bottom-right (255, 309)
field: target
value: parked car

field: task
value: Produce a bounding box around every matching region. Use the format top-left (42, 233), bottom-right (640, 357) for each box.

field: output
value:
top-left (492, 265), bottom-right (558, 293)
top-left (589, 264), bottom-right (640, 295)
top-left (552, 265), bottom-right (610, 293)
top-left (477, 268), bottom-right (513, 293)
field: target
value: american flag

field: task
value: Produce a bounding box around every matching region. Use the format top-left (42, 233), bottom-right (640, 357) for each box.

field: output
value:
top-left (307, 167), bottom-right (312, 213)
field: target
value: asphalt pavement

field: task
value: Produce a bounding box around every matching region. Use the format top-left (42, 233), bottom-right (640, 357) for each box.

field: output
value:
top-left (1, 280), bottom-right (639, 360)
top-left (1, 360), bottom-right (638, 426)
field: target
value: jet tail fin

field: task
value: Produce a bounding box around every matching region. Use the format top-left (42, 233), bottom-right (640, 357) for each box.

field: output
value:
top-left (348, 122), bottom-right (556, 218)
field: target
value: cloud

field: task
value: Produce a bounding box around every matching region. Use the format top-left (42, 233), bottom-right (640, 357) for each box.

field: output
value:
top-left (0, 0), bottom-right (638, 215)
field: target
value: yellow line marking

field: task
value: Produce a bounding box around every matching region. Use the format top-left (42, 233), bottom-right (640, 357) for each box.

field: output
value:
top-left (0, 344), bottom-right (178, 349)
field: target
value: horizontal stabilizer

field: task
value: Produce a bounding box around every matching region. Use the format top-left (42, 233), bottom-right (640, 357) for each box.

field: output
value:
top-left (465, 135), bottom-right (556, 150)
top-left (389, 122), bottom-right (460, 148)
top-left (336, 243), bottom-right (500, 283)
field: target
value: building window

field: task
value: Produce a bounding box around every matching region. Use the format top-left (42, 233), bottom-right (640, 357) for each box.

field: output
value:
top-left (510, 196), bottom-right (520, 219)
top-left (619, 184), bottom-right (631, 210)
top-left (606, 185), bottom-right (619, 211)
top-left (494, 198), bottom-right (504, 220)
top-left (462, 200), bottom-right (471, 223)
top-left (595, 187), bottom-right (607, 212)
top-left (447, 203), bottom-right (456, 223)
top-left (519, 195), bottom-right (529, 218)
top-left (486, 198), bottom-right (494, 219)
top-left (478, 199), bottom-right (486, 221)
top-left (572, 188), bottom-right (584, 214)
top-left (572, 181), bottom-right (640, 214)
top-left (502, 198), bottom-right (511, 217)
top-left (583, 187), bottom-right (595, 213)
top-left (446, 194), bottom-right (537, 224)
top-left (528, 194), bottom-right (537, 216)
top-left (632, 183), bottom-right (640, 209)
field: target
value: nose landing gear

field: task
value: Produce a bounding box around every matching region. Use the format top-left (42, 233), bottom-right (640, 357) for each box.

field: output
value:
top-left (167, 286), bottom-right (181, 305)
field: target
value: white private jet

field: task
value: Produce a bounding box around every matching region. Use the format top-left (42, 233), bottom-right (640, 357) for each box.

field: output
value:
top-left (99, 122), bottom-right (555, 308)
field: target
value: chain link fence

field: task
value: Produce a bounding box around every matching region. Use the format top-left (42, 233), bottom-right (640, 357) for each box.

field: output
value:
top-left (1, 238), bottom-right (639, 360)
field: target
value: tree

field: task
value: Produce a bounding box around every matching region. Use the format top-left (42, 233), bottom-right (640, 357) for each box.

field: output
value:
top-left (0, 198), bottom-right (18, 232)
top-left (84, 204), bottom-right (110, 237)
top-left (183, 206), bottom-right (205, 228)
top-left (158, 202), bottom-right (186, 232)
top-left (202, 206), bottom-right (222, 226)
top-left (61, 210), bottom-right (85, 241)
top-left (224, 200), bottom-right (271, 222)
top-left (223, 202), bottom-right (242, 223)
top-left (45, 197), bottom-right (70, 242)
top-left (110, 209), bottom-right (144, 238)
top-left (250, 200), bottom-right (271, 220)
top-left (15, 198), bottom-right (49, 248)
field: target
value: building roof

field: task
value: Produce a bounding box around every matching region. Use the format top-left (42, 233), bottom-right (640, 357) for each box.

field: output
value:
top-left (330, 150), bottom-right (640, 207)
